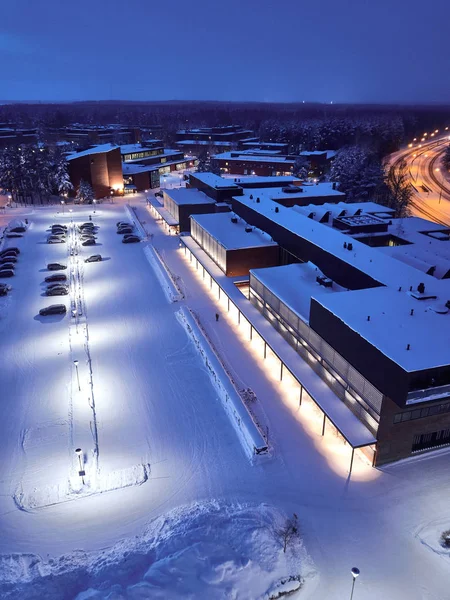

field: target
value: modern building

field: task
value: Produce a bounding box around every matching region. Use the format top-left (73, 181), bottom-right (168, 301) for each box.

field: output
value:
top-left (190, 212), bottom-right (279, 276)
top-left (188, 172), bottom-right (243, 202)
top-left (213, 151), bottom-right (299, 177)
top-left (239, 141), bottom-right (289, 153)
top-left (299, 150), bottom-right (336, 175)
top-left (160, 188), bottom-right (217, 233)
top-left (226, 191), bottom-right (450, 463)
top-left (176, 125), bottom-right (254, 154)
top-left (122, 163), bottom-right (160, 193)
top-left (59, 124), bottom-right (138, 145)
top-left (67, 144), bottom-right (123, 199)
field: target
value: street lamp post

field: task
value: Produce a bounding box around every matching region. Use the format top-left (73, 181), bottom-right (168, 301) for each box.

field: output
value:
top-left (75, 448), bottom-right (85, 485)
top-left (61, 200), bottom-right (65, 214)
top-left (93, 199), bottom-right (96, 214)
top-left (73, 359), bottom-right (81, 391)
top-left (350, 567), bottom-right (360, 600)
top-left (69, 208), bottom-right (73, 223)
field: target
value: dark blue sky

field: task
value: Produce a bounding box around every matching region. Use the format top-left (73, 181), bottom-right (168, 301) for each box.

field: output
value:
top-left (2, 0), bottom-right (449, 103)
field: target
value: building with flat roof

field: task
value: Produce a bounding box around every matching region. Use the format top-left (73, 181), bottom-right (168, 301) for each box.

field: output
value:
top-left (188, 172), bottom-right (243, 202)
top-left (162, 188), bottom-right (216, 232)
top-left (190, 212), bottom-right (279, 276)
top-left (0, 124), bottom-right (38, 148)
top-left (213, 151), bottom-right (298, 177)
top-left (67, 143), bottom-right (123, 199)
top-left (234, 190), bottom-right (450, 464)
top-left (244, 183), bottom-right (346, 207)
top-left (239, 141), bottom-right (290, 153)
top-left (176, 125), bottom-right (254, 154)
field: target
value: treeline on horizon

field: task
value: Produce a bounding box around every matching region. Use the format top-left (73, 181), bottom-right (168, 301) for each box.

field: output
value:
top-left (1, 100), bottom-right (450, 157)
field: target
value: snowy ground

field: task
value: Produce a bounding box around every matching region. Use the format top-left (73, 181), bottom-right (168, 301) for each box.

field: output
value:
top-left (1, 197), bottom-right (450, 599)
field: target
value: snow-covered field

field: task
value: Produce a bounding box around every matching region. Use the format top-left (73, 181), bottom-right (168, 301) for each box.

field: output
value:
top-left (1, 199), bottom-right (450, 599)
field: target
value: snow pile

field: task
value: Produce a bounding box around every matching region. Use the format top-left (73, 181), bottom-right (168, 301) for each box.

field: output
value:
top-left (176, 307), bottom-right (268, 459)
top-left (143, 245), bottom-right (182, 303)
top-left (0, 502), bottom-right (313, 600)
top-left (416, 517), bottom-right (450, 557)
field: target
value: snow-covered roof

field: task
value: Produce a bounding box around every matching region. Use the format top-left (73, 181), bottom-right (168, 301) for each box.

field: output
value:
top-left (233, 193), bottom-right (450, 299)
top-left (66, 143), bottom-right (118, 160)
top-left (246, 183), bottom-right (344, 201)
top-left (300, 150), bottom-right (337, 160)
top-left (190, 173), bottom-right (241, 189)
top-left (214, 152), bottom-right (296, 165)
top-left (242, 142), bottom-right (288, 147)
top-left (163, 188), bottom-right (215, 206)
top-left (223, 175), bottom-right (301, 186)
top-left (251, 262), bottom-right (344, 322)
top-left (119, 144), bottom-right (162, 154)
top-left (191, 212), bottom-right (277, 251)
top-left (176, 140), bottom-right (233, 147)
top-left (315, 286), bottom-right (450, 373)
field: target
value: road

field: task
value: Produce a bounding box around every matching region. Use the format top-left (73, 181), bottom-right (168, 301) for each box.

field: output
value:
top-left (389, 129), bottom-right (450, 225)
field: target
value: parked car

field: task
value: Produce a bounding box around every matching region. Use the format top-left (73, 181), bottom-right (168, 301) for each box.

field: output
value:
top-left (46, 285), bottom-right (69, 296)
top-left (6, 233), bottom-right (23, 238)
top-left (0, 263), bottom-right (15, 271)
top-left (0, 247), bottom-right (20, 255)
top-left (51, 224), bottom-right (67, 230)
top-left (82, 238), bottom-right (96, 246)
top-left (0, 269), bottom-right (15, 277)
top-left (39, 304), bottom-right (66, 316)
top-left (0, 256), bottom-right (17, 265)
top-left (51, 227), bottom-right (66, 235)
top-left (47, 263), bottom-right (67, 271)
top-left (80, 222), bottom-right (95, 228)
top-left (117, 221), bottom-right (132, 227)
top-left (122, 235), bottom-right (140, 244)
top-left (117, 227), bottom-right (133, 234)
top-left (45, 273), bottom-right (67, 283)
top-left (85, 254), bottom-right (102, 263)
top-left (9, 226), bottom-right (26, 233)
top-left (47, 236), bottom-right (66, 244)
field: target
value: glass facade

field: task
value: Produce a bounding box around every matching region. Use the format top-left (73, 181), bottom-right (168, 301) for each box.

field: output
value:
top-left (163, 194), bottom-right (180, 222)
top-left (249, 272), bottom-right (383, 434)
top-left (191, 218), bottom-right (227, 273)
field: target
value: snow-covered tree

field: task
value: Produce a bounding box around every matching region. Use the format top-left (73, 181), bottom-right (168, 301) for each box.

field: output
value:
top-left (442, 145), bottom-right (450, 172)
top-left (330, 146), bottom-right (384, 200)
top-left (276, 514), bottom-right (300, 553)
top-left (76, 179), bottom-right (95, 204)
top-left (292, 156), bottom-right (309, 179)
top-left (53, 157), bottom-right (73, 196)
top-left (383, 160), bottom-right (412, 218)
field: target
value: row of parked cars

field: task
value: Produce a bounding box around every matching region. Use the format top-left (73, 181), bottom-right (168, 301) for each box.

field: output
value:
top-left (117, 221), bottom-right (140, 243)
top-left (0, 247), bottom-right (20, 293)
top-left (39, 221), bottom-right (103, 317)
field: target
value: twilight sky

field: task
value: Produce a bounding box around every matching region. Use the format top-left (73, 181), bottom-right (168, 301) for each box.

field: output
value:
top-left (2, 0), bottom-right (449, 104)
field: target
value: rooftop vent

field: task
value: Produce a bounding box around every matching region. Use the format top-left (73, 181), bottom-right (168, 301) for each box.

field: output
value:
top-left (316, 275), bottom-right (333, 288)
top-left (231, 216), bottom-right (238, 224)
top-left (418, 282), bottom-right (425, 294)
top-left (347, 242), bottom-right (353, 251)
top-left (245, 226), bottom-right (253, 233)
top-left (282, 186), bottom-right (301, 193)
top-left (275, 206), bottom-right (279, 213)
top-left (256, 197), bottom-right (260, 203)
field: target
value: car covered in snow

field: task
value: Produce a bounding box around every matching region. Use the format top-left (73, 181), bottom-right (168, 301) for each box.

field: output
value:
top-left (6, 233), bottom-right (23, 238)
top-left (122, 235), bottom-right (140, 244)
top-left (0, 247), bottom-right (20, 255)
top-left (0, 262), bottom-right (15, 271)
top-left (85, 254), bottom-right (102, 263)
top-left (45, 273), bottom-right (67, 283)
top-left (39, 304), bottom-right (67, 316)
top-left (82, 238), bottom-right (96, 246)
top-left (117, 227), bottom-right (133, 234)
top-left (0, 255), bottom-right (17, 264)
top-left (46, 285), bottom-right (69, 296)
top-left (47, 263), bottom-right (67, 271)
top-left (0, 269), bottom-right (15, 277)
top-left (47, 235), bottom-right (66, 244)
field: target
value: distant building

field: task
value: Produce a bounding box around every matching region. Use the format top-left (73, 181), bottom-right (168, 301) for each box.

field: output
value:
top-left (0, 124), bottom-right (38, 148)
top-left (299, 150), bottom-right (336, 176)
top-left (213, 151), bottom-right (298, 177)
top-left (176, 125), bottom-right (254, 154)
top-left (67, 144), bottom-right (123, 199)
top-left (188, 172), bottom-right (243, 202)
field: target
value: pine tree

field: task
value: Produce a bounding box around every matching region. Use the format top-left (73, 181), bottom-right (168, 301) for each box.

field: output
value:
top-left (76, 180), bottom-right (95, 204)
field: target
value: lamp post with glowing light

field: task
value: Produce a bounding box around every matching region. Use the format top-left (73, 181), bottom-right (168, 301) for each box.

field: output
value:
top-left (69, 208), bottom-right (73, 223)
top-left (74, 359), bottom-right (81, 391)
top-left (93, 199), bottom-right (96, 214)
top-left (349, 567), bottom-right (360, 600)
top-left (61, 200), bottom-right (65, 214)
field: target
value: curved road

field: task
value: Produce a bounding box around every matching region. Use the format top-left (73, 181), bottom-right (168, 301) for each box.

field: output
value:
top-left (389, 130), bottom-right (450, 225)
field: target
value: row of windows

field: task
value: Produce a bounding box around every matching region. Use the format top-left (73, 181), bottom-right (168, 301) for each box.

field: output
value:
top-left (393, 401), bottom-right (450, 424)
top-left (191, 220), bottom-right (227, 273)
top-left (123, 150), bottom-right (161, 161)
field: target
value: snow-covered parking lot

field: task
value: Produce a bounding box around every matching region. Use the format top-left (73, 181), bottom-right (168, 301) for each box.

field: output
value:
top-left (1, 200), bottom-right (450, 599)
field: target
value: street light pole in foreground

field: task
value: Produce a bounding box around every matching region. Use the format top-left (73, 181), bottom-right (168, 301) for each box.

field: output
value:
top-left (75, 448), bottom-right (85, 485)
top-left (73, 359), bottom-right (81, 391)
top-left (350, 567), bottom-right (360, 600)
